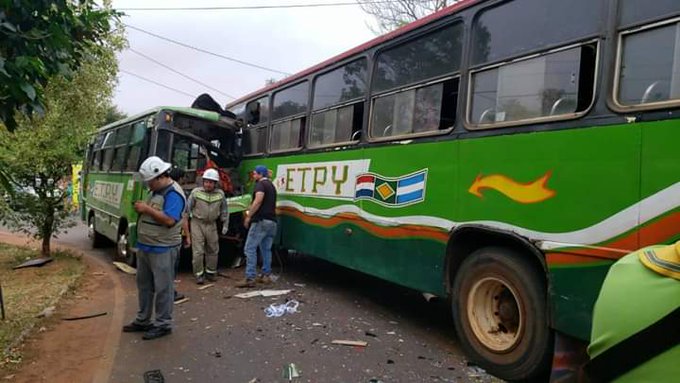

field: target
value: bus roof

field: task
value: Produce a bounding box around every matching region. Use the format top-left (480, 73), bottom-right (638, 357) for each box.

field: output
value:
top-left (98, 106), bottom-right (221, 132)
top-left (225, 0), bottom-right (480, 108)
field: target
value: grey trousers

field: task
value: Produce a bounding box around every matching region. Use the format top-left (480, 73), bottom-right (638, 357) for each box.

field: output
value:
top-left (134, 247), bottom-right (178, 329)
top-left (191, 219), bottom-right (219, 277)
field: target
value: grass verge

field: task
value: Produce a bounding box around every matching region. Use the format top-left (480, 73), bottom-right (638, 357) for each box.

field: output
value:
top-left (0, 243), bottom-right (84, 371)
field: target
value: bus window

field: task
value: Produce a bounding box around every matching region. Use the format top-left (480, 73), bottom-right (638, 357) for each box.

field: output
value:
top-left (369, 23), bottom-right (462, 140)
top-left (244, 97), bottom-right (269, 156)
top-left (271, 118), bottom-right (303, 151)
top-left (472, 0), bottom-right (601, 65)
top-left (101, 130), bottom-right (116, 171)
top-left (91, 133), bottom-right (105, 171)
top-left (616, 20), bottom-right (680, 107)
top-left (126, 121), bottom-right (148, 172)
top-left (370, 79), bottom-right (458, 139)
top-left (469, 43), bottom-right (597, 127)
top-left (243, 126), bottom-right (267, 155)
top-left (270, 82), bottom-right (308, 152)
top-left (246, 97), bottom-right (268, 126)
top-left (155, 130), bottom-right (172, 162)
top-left (111, 125), bottom-right (131, 172)
top-left (619, 0), bottom-right (679, 28)
top-left (310, 58), bottom-right (367, 147)
top-left (374, 23), bottom-right (462, 93)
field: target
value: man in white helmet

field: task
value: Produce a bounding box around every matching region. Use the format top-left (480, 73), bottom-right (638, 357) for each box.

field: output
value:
top-left (186, 168), bottom-right (229, 284)
top-left (122, 156), bottom-right (186, 340)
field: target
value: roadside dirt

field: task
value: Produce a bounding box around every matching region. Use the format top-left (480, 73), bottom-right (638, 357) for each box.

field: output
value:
top-left (0, 232), bottom-right (125, 383)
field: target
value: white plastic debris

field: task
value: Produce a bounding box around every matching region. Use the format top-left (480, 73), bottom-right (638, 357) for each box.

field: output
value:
top-left (264, 300), bottom-right (299, 317)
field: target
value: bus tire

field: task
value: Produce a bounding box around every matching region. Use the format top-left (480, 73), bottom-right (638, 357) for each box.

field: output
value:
top-left (116, 226), bottom-right (135, 266)
top-left (88, 214), bottom-right (107, 249)
top-left (451, 246), bottom-right (552, 381)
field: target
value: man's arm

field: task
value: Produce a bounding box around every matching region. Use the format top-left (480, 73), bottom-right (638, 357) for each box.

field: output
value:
top-left (134, 191), bottom-right (184, 228)
top-left (244, 191), bottom-right (264, 229)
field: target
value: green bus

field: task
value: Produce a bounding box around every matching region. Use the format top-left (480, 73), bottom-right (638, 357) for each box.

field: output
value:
top-left (226, 0), bottom-right (680, 380)
top-left (80, 106), bottom-right (250, 265)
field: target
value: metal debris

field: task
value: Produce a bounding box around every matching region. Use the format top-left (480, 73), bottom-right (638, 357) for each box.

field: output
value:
top-left (331, 340), bottom-right (368, 347)
top-left (112, 262), bottom-right (136, 275)
top-left (13, 257), bottom-right (53, 270)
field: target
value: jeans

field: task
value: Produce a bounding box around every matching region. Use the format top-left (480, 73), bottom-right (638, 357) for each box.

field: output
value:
top-left (134, 247), bottom-right (178, 329)
top-left (244, 219), bottom-right (277, 280)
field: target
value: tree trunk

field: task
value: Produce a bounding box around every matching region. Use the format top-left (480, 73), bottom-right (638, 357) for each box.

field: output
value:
top-left (42, 236), bottom-right (51, 258)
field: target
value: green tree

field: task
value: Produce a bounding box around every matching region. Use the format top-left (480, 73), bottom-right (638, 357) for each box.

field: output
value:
top-left (0, 18), bottom-right (125, 257)
top-left (0, 0), bottom-right (119, 132)
top-left (356, 0), bottom-right (452, 34)
top-left (103, 105), bottom-right (128, 126)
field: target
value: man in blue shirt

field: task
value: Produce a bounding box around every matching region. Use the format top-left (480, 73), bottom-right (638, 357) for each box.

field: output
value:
top-left (122, 156), bottom-right (186, 340)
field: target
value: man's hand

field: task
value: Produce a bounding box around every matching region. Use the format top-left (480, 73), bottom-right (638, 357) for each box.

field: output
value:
top-left (221, 225), bottom-right (229, 235)
top-left (244, 216), bottom-right (251, 229)
top-left (183, 235), bottom-right (191, 248)
top-left (134, 201), bottom-right (151, 214)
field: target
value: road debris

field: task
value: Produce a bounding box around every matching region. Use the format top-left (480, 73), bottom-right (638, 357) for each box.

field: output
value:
top-left (174, 297), bottom-right (190, 305)
top-left (234, 289), bottom-right (292, 299)
top-left (92, 271), bottom-right (106, 276)
top-left (282, 363), bottom-right (301, 381)
top-left (365, 331), bottom-right (378, 338)
top-left (265, 300), bottom-right (299, 317)
top-left (112, 261), bottom-right (136, 275)
top-left (13, 257), bottom-right (53, 270)
top-left (197, 283), bottom-right (214, 290)
top-left (62, 311), bottom-right (107, 321)
top-left (143, 369), bottom-right (165, 383)
top-left (331, 340), bottom-right (368, 347)
top-left (36, 306), bottom-right (56, 318)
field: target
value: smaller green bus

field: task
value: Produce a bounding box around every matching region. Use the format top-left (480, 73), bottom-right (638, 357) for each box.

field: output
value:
top-left (80, 106), bottom-right (250, 264)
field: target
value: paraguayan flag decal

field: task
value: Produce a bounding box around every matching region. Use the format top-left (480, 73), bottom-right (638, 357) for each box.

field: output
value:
top-left (354, 169), bottom-right (428, 207)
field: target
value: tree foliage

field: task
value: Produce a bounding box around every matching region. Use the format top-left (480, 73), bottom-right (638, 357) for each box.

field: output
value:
top-left (0, 0), bottom-right (120, 131)
top-left (0, 13), bottom-right (125, 257)
top-left (103, 104), bottom-right (128, 126)
top-left (357, 0), bottom-right (452, 34)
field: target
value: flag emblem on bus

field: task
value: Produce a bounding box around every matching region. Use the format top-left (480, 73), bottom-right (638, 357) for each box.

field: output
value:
top-left (355, 169), bottom-right (427, 207)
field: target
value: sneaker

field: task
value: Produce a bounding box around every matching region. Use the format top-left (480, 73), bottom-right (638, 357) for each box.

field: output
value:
top-left (235, 278), bottom-right (255, 288)
top-left (196, 275), bottom-right (205, 285)
top-left (205, 273), bottom-right (216, 282)
top-left (259, 274), bottom-right (273, 285)
top-left (142, 326), bottom-right (172, 340)
top-left (122, 322), bottom-right (152, 333)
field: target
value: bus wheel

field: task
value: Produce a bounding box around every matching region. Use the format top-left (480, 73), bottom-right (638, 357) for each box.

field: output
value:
top-left (116, 227), bottom-right (135, 266)
top-left (451, 247), bottom-right (552, 381)
top-left (88, 215), bottom-right (106, 248)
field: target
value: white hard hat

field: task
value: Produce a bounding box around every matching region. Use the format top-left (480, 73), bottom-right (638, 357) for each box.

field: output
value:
top-left (202, 168), bottom-right (220, 182)
top-left (138, 156), bottom-right (172, 182)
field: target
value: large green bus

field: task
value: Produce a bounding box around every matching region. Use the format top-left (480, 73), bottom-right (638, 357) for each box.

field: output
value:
top-left (226, 0), bottom-right (680, 380)
top-left (80, 106), bottom-right (250, 265)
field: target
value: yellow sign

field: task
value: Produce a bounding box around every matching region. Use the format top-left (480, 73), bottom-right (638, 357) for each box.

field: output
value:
top-left (71, 163), bottom-right (82, 209)
top-left (468, 171), bottom-right (556, 204)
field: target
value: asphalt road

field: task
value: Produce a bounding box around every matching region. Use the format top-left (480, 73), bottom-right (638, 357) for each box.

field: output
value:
top-left (55, 222), bottom-right (500, 383)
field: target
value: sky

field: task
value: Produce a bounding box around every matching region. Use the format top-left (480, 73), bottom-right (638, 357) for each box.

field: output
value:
top-left (112, 0), bottom-right (377, 115)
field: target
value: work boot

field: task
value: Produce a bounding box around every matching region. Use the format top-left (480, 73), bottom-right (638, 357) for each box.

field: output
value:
top-left (196, 275), bottom-right (205, 285)
top-left (142, 326), bottom-right (172, 340)
top-left (122, 322), bottom-right (152, 333)
top-left (235, 278), bottom-right (255, 288)
top-left (205, 273), bottom-right (216, 282)
top-left (258, 274), bottom-right (273, 285)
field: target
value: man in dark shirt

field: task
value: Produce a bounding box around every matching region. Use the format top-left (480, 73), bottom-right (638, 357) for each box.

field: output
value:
top-left (236, 165), bottom-right (277, 287)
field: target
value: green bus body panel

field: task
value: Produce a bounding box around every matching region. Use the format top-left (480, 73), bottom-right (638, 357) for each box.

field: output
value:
top-left (239, 119), bottom-right (680, 341)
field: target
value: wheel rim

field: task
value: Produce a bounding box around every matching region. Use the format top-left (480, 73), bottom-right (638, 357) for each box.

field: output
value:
top-left (88, 219), bottom-right (95, 240)
top-left (466, 277), bottom-right (523, 353)
top-left (118, 233), bottom-right (128, 259)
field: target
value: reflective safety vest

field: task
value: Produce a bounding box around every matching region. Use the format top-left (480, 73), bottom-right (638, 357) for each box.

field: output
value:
top-left (188, 187), bottom-right (228, 222)
top-left (137, 181), bottom-right (186, 247)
